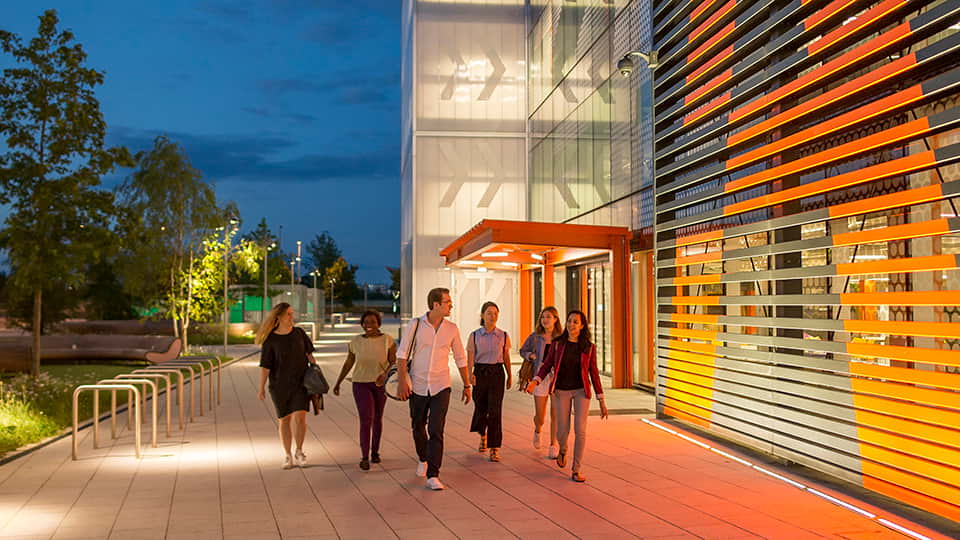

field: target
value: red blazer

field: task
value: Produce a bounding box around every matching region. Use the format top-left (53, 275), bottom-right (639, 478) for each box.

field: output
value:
top-left (534, 340), bottom-right (604, 400)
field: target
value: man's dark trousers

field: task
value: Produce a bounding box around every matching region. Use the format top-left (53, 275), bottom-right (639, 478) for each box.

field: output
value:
top-left (409, 388), bottom-right (451, 478)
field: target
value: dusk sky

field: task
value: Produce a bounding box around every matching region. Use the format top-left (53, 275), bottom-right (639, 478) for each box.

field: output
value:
top-left (1, 1), bottom-right (400, 284)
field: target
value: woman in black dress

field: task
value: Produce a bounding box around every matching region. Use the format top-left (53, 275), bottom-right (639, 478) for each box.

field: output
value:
top-left (256, 302), bottom-right (317, 469)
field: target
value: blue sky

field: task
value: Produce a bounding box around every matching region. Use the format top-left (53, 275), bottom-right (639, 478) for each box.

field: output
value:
top-left (1, 1), bottom-right (400, 284)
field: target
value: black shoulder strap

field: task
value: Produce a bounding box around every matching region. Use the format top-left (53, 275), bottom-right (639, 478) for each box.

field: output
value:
top-left (405, 318), bottom-right (420, 364)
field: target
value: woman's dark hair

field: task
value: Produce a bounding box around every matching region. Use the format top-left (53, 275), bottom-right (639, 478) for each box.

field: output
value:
top-left (360, 309), bottom-right (382, 327)
top-left (479, 301), bottom-right (499, 326)
top-left (558, 310), bottom-right (591, 347)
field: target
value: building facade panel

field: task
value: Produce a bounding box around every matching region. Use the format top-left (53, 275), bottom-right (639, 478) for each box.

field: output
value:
top-left (402, 0), bottom-right (527, 337)
top-left (653, 0), bottom-right (960, 520)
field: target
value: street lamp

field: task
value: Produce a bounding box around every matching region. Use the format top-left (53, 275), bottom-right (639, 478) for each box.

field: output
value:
top-left (310, 269), bottom-right (320, 325)
top-left (261, 241), bottom-right (276, 323)
top-left (296, 240), bottom-right (303, 283)
top-left (223, 217), bottom-right (239, 358)
top-left (329, 277), bottom-right (336, 325)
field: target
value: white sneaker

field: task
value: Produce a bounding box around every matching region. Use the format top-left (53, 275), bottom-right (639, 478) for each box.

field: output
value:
top-left (533, 430), bottom-right (541, 449)
top-left (547, 445), bottom-right (558, 459)
top-left (294, 450), bottom-right (307, 467)
top-left (416, 461), bottom-right (428, 477)
top-left (282, 455), bottom-right (294, 470)
top-left (426, 477), bottom-right (445, 490)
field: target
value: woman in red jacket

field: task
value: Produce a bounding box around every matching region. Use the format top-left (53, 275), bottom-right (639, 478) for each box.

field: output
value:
top-left (525, 310), bottom-right (608, 482)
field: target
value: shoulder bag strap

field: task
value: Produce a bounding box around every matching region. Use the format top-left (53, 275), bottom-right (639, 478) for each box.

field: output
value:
top-left (405, 318), bottom-right (420, 368)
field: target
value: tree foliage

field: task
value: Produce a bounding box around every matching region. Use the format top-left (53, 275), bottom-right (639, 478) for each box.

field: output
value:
top-left (239, 218), bottom-right (290, 286)
top-left (0, 10), bottom-right (132, 375)
top-left (305, 232), bottom-right (342, 280)
top-left (324, 256), bottom-right (359, 308)
top-left (115, 134), bottom-right (220, 347)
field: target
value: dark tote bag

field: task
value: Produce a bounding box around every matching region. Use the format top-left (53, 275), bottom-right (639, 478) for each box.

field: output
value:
top-left (303, 363), bottom-right (330, 412)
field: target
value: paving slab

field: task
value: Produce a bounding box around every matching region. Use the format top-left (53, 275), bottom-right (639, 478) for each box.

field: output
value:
top-left (0, 326), bottom-right (953, 539)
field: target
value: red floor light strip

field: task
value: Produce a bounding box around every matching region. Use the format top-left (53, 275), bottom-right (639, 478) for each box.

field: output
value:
top-left (640, 418), bottom-right (935, 540)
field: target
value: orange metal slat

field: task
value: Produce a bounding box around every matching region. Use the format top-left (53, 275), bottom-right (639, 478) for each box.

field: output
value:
top-left (850, 362), bottom-right (960, 392)
top-left (674, 251), bottom-right (723, 266)
top-left (847, 342), bottom-right (960, 368)
top-left (858, 443), bottom-right (960, 501)
top-left (670, 296), bottom-right (722, 306)
top-left (844, 318), bottom-right (960, 340)
top-left (726, 85), bottom-right (924, 169)
top-left (852, 378), bottom-right (960, 410)
top-left (671, 274), bottom-right (722, 285)
top-left (856, 409), bottom-right (960, 451)
top-left (833, 218), bottom-right (951, 247)
top-left (686, 44), bottom-right (734, 86)
top-left (689, 0), bottom-right (736, 43)
top-left (689, 21), bottom-right (736, 66)
top-left (684, 91), bottom-right (732, 126)
top-left (668, 328), bottom-right (718, 341)
top-left (861, 458), bottom-right (960, 510)
top-left (863, 475), bottom-right (960, 523)
top-left (808, 0), bottom-right (905, 55)
top-left (804, 0), bottom-right (859, 30)
top-left (828, 183), bottom-right (944, 218)
top-left (841, 291), bottom-right (960, 306)
top-left (685, 70), bottom-right (732, 108)
top-left (725, 150), bottom-right (935, 215)
top-left (673, 229), bottom-right (724, 248)
top-left (856, 394), bottom-right (960, 431)
top-left (729, 22), bottom-right (912, 122)
top-left (836, 254), bottom-right (957, 276)
top-left (725, 119), bottom-right (929, 193)
top-left (727, 53), bottom-right (917, 147)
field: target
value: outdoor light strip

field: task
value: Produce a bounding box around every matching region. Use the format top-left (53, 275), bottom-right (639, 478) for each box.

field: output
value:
top-left (640, 418), bottom-right (935, 540)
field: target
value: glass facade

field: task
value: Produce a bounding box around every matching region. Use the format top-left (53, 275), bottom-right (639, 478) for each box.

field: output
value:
top-left (528, 0), bottom-right (653, 230)
top-left (401, 0), bottom-right (527, 336)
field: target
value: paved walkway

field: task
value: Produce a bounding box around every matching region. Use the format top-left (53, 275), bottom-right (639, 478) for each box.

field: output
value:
top-left (0, 324), bottom-right (953, 539)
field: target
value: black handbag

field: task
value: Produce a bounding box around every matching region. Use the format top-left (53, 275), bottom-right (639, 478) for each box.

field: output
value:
top-left (303, 363), bottom-right (330, 412)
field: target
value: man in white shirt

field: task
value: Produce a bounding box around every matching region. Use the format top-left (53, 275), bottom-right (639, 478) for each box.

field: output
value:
top-left (396, 287), bottom-right (471, 490)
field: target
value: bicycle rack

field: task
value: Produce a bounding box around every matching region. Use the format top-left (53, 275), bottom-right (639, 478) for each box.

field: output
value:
top-left (115, 373), bottom-right (171, 437)
top-left (162, 359), bottom-right (211, 414)
top-left (73, 384), bottom-right (141, 460)
top-left (134, 368), bottom-right (184, 430)
top-left (99, 379), bottom-right (157, 448)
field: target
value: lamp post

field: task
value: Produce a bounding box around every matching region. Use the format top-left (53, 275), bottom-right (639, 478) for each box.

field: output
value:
top-left (262, 241), bottom-right (276, 323)
top-left (296, 240), bottom-right (302, 283)
top-left (329, 277), bottom-right (336, 325)
top-left (310, 269), bottom-right (319, 324)
top-left (223, 217), bottom-right (239, 358)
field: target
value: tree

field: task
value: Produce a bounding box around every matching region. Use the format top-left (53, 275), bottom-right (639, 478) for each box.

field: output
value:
top-left (241, 218), bottom-right (290, 287)
top-left (0, 10), bottom-right (132, 376)
top-left (324, 256), bottom-right (359, 308)
top-left (115, 135), bottom-right (219, 349)
top-left (305, 232), bottom-right (341, 282)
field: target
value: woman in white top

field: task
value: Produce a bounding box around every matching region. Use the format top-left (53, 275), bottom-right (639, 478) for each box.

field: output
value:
top-left (334, 309), bottom-right (396, 470)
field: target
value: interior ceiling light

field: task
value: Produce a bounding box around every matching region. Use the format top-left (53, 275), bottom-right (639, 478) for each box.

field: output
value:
top-left (477, 267), bottom-right (488, 273)
top-left (481, 252), bottom-right (508, 258)
top-left (503, 262), bottom-right (519, 267)
top-left (531, 253), bottom-right (544, 260)
top-left (461, 261), bottom-right (483, 265)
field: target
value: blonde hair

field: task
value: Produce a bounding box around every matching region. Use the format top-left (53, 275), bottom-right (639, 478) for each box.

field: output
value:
top-left (255, 302), bottom-right (291, 345)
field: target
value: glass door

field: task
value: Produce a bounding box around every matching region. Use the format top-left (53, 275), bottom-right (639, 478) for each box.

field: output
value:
top-left (586, 263), bottom-right (612, 375)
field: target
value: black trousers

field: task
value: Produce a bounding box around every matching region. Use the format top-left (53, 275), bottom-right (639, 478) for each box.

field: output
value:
top-left (470, 363), bottom-right (505, 448)
top-left (409, 388), bottom-right (451, 478)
